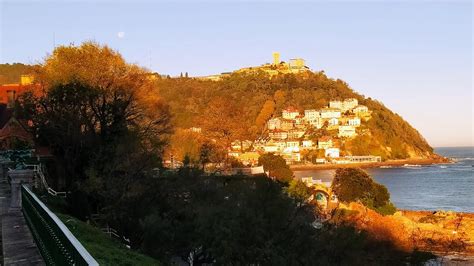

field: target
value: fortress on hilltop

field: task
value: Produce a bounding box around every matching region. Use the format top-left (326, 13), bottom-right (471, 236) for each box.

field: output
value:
top-left (198, 52), bottom-right (311, 81)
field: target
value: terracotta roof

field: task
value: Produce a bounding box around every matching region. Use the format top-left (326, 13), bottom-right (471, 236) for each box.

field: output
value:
top-left (283, 106), bottom-right (299, 112)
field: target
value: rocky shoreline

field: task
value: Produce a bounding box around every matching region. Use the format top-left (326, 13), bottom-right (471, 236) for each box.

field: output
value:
top-left (290, 156), bottom-right (451, 171)
top-left (333, 203), bottom-right (474, 262)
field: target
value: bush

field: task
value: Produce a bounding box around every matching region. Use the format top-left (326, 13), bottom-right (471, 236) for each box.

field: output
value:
top-left (331, 168), bottom-right (396, 215)
top-left (258, 153), bottom-right (293, 184)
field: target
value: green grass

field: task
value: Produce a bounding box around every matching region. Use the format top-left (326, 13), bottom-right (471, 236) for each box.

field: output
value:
top-left (56, 213), bottom-right (160, 266)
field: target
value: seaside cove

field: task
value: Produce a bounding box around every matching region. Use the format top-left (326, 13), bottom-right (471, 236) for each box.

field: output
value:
top-left (294, 147), bottom-right (474, 213)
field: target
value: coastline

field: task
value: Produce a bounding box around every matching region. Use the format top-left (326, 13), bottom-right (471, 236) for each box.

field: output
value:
top-left (290, 157), bottom-right (451, 171)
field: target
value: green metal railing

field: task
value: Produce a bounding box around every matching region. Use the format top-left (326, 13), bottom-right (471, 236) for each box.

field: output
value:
top-left (21, 185), bottom-right (99, 266)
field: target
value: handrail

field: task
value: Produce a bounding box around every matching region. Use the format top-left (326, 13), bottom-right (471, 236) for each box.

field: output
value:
top-left (24, 163), bottom-right (67, 198)
top-left (21, 185), bottom-right (99, 265)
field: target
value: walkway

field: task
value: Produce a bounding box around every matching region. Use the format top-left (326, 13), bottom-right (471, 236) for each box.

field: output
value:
top-left (0, 166), bottom-right (44, 265)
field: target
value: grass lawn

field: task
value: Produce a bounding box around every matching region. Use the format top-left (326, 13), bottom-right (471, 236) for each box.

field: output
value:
top-left (56, 213), bottom-right (160, 266)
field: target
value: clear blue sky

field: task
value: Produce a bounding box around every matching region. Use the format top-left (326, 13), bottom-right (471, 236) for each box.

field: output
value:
top-left (1, 1), bottom-right (472, 147)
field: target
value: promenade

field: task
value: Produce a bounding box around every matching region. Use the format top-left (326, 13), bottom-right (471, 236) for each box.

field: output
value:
top-left (0, 166), bottom-right (44, 265)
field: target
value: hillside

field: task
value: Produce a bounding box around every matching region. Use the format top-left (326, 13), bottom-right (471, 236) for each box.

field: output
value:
top-left (0, 63), bottom-right (35, 84)
top-left (1, 61), bottom-right (435, 160)
top-left (156, 71), bottom-right (434, 160)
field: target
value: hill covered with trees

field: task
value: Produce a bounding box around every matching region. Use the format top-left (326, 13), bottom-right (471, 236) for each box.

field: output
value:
top-left (156, 71), bottom-right (434, 160)
top-left (0, 63), bottom-right (35, 84)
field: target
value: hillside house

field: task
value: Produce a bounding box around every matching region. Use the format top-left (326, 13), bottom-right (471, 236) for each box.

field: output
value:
top-left (282, 106), bottom-right (300, 120)
top-left (282, 151), bottom-right (301, 164)
top-left (308, 117), bottom-right (323, 129)
top-left (342, 98), bottom-right (358, 111)
top-left (280, 119), bottom-right (295, 130)
top-left (344, 116), bottom-right (361, 127)
top-left (338, 125), bottom-right (356, 138)
top-left (353, 105), bottom-right (369, 114)
top-left (294, 115), bottom-right (305, 128)
top-left (320, 108), bottom-right (341, 119)
top-left (269, 129), bottom-right (288, 140)
top-left (329, 100), bottom-right (343, 110)
top-left (0, 104), bottom-right (33, 149)
top-left (327, 117), bottom-right (339, 126)
top-left (288, 129), bottom-right (305, 139)
top-left (301, 139), bottom-right (313, 148)
top-left (286, 140), bottom-right (300, 149)
top-left (304, 109), bottom-right (320, 121)
top-left (318, 136), bottom-right (333, 149)
top-left (329, 98), bottom-right (358, 112)
top-left (267, 117), bottom-right (282, 130)
top-left (325, 148), bottom-right (340, 158)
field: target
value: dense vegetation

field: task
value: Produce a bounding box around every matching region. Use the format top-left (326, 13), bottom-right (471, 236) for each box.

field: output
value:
top-left (156, 71), bottom-right (433, 160)
top-left (0, 63), bottom-right (35, 84)
top-left (331, 168), bottom-right (397, 215)
top-left (56, 213), bottom-right (160, 265)
top-left (9, 42), bottom-right (434, 264)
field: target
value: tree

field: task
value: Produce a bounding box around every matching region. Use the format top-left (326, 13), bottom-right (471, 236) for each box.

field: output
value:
top-left (331, 168), bottom-right (395, 215)
top-left (273, 89), bottom-right (286, 112)
top-left (287, 179), bottom-right (312, 203)
top-left (26, 42), bottom-right (173, 220)
top-left (255, 99), bottom-right (275, 130)
top-left (199, 97), bottom-right (244, 149)
top-left (258, 153), bottom-right (293, 183)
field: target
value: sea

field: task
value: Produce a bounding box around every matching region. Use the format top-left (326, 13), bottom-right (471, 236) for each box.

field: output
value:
top-left (294, 147), bottom-right (474, 213)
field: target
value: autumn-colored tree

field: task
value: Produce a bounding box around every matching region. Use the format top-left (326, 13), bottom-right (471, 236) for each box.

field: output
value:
top-left (167, 128), bottom-right (204, 164)
top-left (25, 42), bottom-right (173, 220)
top-left (199, 97), bottom-right (244, 149)
top-left (258, 153), bottom-right (293, 184)
top-left (273, 89), bottom-right (286, 112)
top-left (255, 99), bottom-right (275, 131)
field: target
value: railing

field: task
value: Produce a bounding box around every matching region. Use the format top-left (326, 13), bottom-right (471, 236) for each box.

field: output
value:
top-left (21, 185), bottom-right (98, 266)
top-left (23, 163), bottom-right (67, 198)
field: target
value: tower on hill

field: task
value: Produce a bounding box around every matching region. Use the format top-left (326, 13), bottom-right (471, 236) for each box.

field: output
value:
top-left (272, 52), bottom-right (281, 65)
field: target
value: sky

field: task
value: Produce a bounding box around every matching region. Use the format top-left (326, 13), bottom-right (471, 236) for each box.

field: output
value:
top-left (0, 0), bottom-right (472, 147)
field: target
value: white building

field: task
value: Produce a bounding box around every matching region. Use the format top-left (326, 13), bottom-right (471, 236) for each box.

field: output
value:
top-left (325, 148), bottom-right (340, 158)
top-left (338, 125), bottom-right (356, 138)
top-left (304, 109), bottom-right (320, 121)
top-left (288, 129), bottom-right (305, 139)
top-left (282, 106), bottom-right (300, 119)
top-left (308, 117), bottom-right (323, 129)
top-left (329, 100), bottom-right (342, 110)
top-left (320, 108), bottom-right (341, 119)
top-left (318, 136), bottom-right (333, 149)
top-left (342, 98), bottom-right (358, 111)
top-left (330, 98), bottom-right (359, 112)
top-left (301, 139), bottom-right (313, 148)
top-left (267, 117), bottom-right (282, 130)
top-left (346, 116), bottom-right (361, 127)
top-left (286, 140), bottom-right (300, 148)
top-left (353, 105), bottom-right (369, 114)
top-left (294, 115), bottom-right (305, 128)
top-left (269, 130), bottom-right (288, 140)
top-left (280, 119), bottom-right (295, 130)
top-left (328, 117), bottom-right (339, 126)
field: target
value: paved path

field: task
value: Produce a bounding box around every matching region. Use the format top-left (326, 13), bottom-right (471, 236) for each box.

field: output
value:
top-left (0, 166), bottom-right (44, 265)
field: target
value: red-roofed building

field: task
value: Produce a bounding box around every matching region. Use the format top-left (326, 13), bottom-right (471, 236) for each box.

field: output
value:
top-left (282, 106), bottom-right (300, 119)
top-left (0, 104), bottom-right (33, 149)
top-left (0, 84), bottom-right (42, 107)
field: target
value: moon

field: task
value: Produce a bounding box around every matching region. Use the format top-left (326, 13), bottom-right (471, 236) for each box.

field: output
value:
top-left (117, 32), bottom-right (125, 39)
